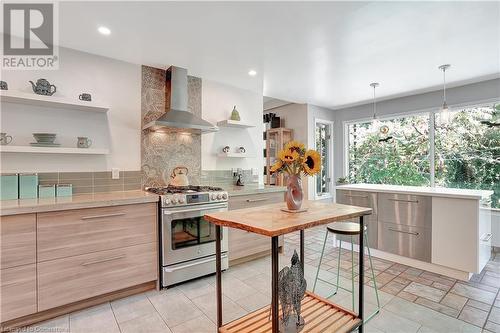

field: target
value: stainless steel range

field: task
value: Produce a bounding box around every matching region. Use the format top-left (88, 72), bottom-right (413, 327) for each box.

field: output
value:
top-left (146, 185), bottom-right (229, 287)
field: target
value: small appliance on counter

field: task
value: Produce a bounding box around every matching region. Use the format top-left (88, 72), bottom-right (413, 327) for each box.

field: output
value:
top-left (56, 184), bottom-right (73, 197)
top-left (38, 184), bottom-right (56, 198)
top-left (0, 174), bottom-right (18, 200)
top-left (19, 173), bottom-right (38, 199)
top-left (169, 166), bottom-right (189, 186)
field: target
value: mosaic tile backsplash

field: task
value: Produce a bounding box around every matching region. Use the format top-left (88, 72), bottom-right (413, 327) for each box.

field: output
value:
top-left (141, 65), bottom-right (202, 187)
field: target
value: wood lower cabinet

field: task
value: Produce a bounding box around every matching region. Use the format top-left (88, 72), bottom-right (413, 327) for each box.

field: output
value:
top-left (0, 264), bottom-right (37, 322)
top-left (0, 213), bottom-right (36, 269)
top-left (37, 242), bottom-right (157, 311)
top-left (228, 191), bottom-right (285, 263)
top-left (0, 201), bottom-right (158, 326)
top-left (37, 203), bottom-right (157, 262)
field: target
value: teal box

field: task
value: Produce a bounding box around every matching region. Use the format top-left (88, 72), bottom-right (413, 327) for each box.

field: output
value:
top-left (56, 184), bottom-right (73, 197)
top-left (0, 174), bottom-right (19, 200)
top-left (38, 184), bottom-right (55, 198)
top-left (19, 173), bottom-right (38, 199)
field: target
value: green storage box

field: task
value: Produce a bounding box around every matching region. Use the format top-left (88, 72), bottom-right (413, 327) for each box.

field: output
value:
top-left (38, 184), bottom-right (55, 198)
top-left (0, 174), bottom-right (19, 200)
top-left (19, 173), bottom-right (38, 199)
top-left (56, 184), bottom-right (73, 197)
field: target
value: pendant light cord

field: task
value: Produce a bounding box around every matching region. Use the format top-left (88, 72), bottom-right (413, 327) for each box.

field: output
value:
top-left (443, 67), bottom-right (446, 104)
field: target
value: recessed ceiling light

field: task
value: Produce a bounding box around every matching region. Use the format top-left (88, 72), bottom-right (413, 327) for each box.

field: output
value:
top-left (248, 70), bottom-right (257, 76)
top-left (98, 26), bottom-right (111, 35)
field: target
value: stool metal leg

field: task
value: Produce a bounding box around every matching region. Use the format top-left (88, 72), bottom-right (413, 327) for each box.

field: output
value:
top-left (312, 230), bottom-right (328, 293)
top-left (334, 239), bottom-right (341, 296)
top-left (364, 232), bottom-right (381, 321)
top-left (350, 236), bottom-right (355, 312)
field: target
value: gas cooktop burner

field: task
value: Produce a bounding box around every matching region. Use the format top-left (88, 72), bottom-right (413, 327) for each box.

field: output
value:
top-left (146, 185), bottom-right (225, 195)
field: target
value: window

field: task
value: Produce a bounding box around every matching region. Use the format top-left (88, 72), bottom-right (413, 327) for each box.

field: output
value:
top-left (347, 114), bottom-right (430, 186)
top-left (315, 120), bottom-right (333, 197)
top-left (345, 102), bottom-right (500, 209)
top-left (435, 104), bottom-right (499, 208)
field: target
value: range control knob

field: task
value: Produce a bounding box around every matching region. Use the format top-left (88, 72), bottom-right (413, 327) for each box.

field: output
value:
top-left (171, 197), bottom-right (177, 204)
top-left (222, 193), bottom-right (228, 200)
top-left (178, 196), bottom-right (185, 204)
top-left (211, 193), bottom-right (217, 200)
top-left (217, 193), bottom-right (222, 200)
top-left (164, 198), bottom-right (170, 205)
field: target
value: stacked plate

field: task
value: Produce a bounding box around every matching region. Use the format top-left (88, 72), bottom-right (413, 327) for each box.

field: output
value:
top-left (31, 133), bottom-right (60, 147)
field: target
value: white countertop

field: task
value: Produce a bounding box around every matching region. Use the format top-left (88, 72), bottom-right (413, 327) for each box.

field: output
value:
top-left (336, 183), bottom-right (493, 200)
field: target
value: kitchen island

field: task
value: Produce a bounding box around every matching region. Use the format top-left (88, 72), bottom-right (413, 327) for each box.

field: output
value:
top-left (336, 184), bottom-right (493, 281)
top-left (205, 200), bottom-right (372, 333)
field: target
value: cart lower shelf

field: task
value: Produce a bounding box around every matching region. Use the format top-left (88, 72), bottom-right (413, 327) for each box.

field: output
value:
top-left (219, 291), bottom-right (361, 333)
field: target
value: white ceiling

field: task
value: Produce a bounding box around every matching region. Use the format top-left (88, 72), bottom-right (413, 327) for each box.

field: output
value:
top-left (18, 2), bottom-right (500, 108)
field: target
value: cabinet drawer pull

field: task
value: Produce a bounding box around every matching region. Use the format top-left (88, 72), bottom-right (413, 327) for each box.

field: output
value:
top-left (345, 194), bottom-right (369, 198)
top-left (81, 212), bottom-right (126, 220)
top-left (388, 228), bottom-right (419, 236)
top-left (481, 233), bottom-right (492, 242)
top-left (81, 255), bottom-right (125, 266)
top-left (246, 198), bottom-right (267, 203)
top-left (388, 198), bottom-right (419, 204)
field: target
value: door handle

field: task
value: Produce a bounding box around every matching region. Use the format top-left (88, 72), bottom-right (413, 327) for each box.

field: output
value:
top-left (481, 233), bottom-right (492, 242)
top-left (246, 198), bottom-right (267, 203)
top-left (81, 212), bottom-right (126, 220)
top-left (388, 198), bottom-right (419, 203)
top-left (163, 253), bottom-right (228, 272)
top-left (81, 255), bottom-right (126, 266)
top-left (345, 194), bottom-right (368, 199)
top-left (388, 228), bottom-right (419, 236)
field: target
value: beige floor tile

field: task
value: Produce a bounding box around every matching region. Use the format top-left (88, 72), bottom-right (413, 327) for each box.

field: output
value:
top-left (27, 315), bottom-right (70, 333)
top-left (368, 309), bottom-right (421, 333)
top-left (414, 297), bottom-right (460, 318)
top-left (241, 273), bottom-right (272, 295)
top-left (458, 305), bottom-right (488, 327)
top-left (484, 320), bottom-right (500, 333)
top-left (440, 293), bottom-right (467, 311)
top-left (489, 306), bottom-right (500, 325)
top-left (403, 282), bottom-right (447, 302)
top-left (220, 275), bottom-right (260, 302)
top-left (69, 303), bottom-right (120, 333)
top-left (170, 314), bottom-right (216, 333)
top-left (118, 312), bottom-right (171, 333)
top-left (192, 293), bottom-right (247, 324)
top-left (235, 291), bottom-right (270, 312)
top-left (385, 297), bottom-right (481, 333)
top-left (147, 289), bottom-right (204, 327)
top-left (177, 277), bottom-right (215, 300)
top-left (110, 293), bottom-right (157, 323)
top-left (450, 283), bottom-right (497, 305)
top-left (466, 298), bottom-right (491, 312)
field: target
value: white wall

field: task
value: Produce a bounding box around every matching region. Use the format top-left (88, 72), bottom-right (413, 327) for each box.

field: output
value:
top-left (1, 46), bottom-right (141, 172)
top-left (201, 79), bottom-right (265, 184)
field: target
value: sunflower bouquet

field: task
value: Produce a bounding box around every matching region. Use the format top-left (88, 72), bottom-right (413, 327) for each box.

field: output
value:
top-left (270, 141), bottom-right (321, 177)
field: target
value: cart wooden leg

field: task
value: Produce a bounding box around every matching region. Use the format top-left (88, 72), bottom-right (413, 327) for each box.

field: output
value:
top-left (216, 225), bottom-right (222, 330)
top-left (300, 229), bottom-right (305, 272)
top-left (358, 216), bottom-right (364, 333)
top-left (271, 236), bottom-right (279, 333)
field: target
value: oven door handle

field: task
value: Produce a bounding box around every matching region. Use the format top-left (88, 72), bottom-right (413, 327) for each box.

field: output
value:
top-left (163, 203), bottom-right (228, 215)
top-left (164, 253), bottom-right (228, 272)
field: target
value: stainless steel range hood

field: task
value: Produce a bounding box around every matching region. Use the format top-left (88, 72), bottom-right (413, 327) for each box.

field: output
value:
top-left (142, 66), bottom-right (218, 133)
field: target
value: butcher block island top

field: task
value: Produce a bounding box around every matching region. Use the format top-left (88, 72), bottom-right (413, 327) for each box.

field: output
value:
top-left (204, 200), bottom-right (372, 237)
top-left (205, 200), bottom-right (372, 333)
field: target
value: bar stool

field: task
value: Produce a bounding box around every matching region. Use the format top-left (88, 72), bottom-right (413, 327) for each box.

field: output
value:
top-left (312, 221), bottom-right (380, 322)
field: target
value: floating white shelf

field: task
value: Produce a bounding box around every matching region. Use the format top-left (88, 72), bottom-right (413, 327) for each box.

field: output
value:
top-left (0, 91), bottom-right (109, 113)
top-left (217, 152), bottom-right (254, 158)
top-left (216, 120), bottom-right (255, 128)
top-left (0, 145), bottom-right (109, 155)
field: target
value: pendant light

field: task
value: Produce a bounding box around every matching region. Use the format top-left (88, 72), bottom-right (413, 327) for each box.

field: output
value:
top-left (370, 82), bottom-right (380, 132)
top-left (438, 64), bottom-right (451, 123)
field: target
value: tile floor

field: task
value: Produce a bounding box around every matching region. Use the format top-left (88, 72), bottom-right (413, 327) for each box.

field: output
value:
top-left (19, 227), bottom-right (500, 333)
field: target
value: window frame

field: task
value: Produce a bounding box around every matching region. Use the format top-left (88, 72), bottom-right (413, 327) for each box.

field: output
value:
top-left (314, 118), bottom-right (334, 200)
top-left (342, 97), bottom-right (499, 194)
